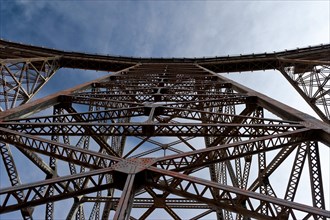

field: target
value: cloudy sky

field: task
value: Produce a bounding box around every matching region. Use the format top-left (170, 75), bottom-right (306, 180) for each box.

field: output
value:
top-left (1, 1), bottom-right (329, 56)
top-left (1, 0), bottom-right (329, 110)
top-left (0, 0), bottom-right (329, 219)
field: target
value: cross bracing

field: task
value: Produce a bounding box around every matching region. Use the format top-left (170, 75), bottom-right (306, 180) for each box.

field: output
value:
top-left (0, 40), bottom-right (329, 219)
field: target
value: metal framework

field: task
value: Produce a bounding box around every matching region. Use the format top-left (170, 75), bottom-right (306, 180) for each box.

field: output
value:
top-left (0, 40), bottom-right (329, 219)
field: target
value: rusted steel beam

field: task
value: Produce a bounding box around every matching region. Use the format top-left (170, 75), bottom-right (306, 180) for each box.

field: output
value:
top-left (0, 63), bottom-right (140, 120)
top-left (155, 129), bottom-right (311, 171)
top-left (0, 167), bottom-right (116, 214)
top-left (1, 40), bottom-right (329, 72)
top-left (0, 58), bottom-right (329, 219)
top-left (82, 196), bottom-right (211, 208)
top-left (196, 64), bottom-right (330, 145)
top-left (146, 166), bottom-right (330, 219)
top-left (113, 174), bottom-right (136, 220)
top-left (277, 58), bottom-right (330, 123)
top-left (1, 120), bottom-right (304, 137)
top-left (0, 127), bottom-right (120, 169)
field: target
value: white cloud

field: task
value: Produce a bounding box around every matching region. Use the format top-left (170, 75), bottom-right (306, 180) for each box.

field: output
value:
top-left (1, 0), bottom-right (329, 218)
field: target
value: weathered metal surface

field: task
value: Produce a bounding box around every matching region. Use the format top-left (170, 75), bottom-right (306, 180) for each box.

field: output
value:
top-left (0, 43), bottom-right (329, 219)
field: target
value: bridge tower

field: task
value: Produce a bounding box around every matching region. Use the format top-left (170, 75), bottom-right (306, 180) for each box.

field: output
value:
top-left (0, 40), bottom-right (329, 219)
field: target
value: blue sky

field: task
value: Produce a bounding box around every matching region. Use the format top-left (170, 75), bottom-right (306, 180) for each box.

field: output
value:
top-left (1, 0), bottom-right (329, 100)
top-left (0, 0), bottom-right (329, 219)
top-left (1, 1), bottom-right (329, 56)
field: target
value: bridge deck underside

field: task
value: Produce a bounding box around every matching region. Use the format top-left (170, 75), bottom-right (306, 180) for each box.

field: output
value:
top-left (0, 41), bottom-right (329, 220)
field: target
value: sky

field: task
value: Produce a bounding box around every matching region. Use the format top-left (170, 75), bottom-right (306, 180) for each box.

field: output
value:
top-left (1, 0), bottom-right (329, 107)
top-left (0, 0), bottom-right (329, 219)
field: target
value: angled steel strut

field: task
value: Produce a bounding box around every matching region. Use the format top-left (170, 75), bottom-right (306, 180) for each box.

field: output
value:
top-left (0, 40), bottom-right (329, 220)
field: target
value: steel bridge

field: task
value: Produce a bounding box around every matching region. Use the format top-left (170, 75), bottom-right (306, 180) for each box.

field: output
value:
top-left (0, 39), bottom-right (329, 219)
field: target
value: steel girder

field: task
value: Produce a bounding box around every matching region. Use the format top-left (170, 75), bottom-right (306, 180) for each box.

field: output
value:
top-left (0, 56), bottom-right (60, 111)
top-left (0, 42), bottom-right (329, 220)
top-left (1, 40), bottom-right (330, 123)
top-left (278, 58), bottom-right (330, 123)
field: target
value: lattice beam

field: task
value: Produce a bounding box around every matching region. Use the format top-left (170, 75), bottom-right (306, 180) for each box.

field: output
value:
top-left (0, 57), bottom-right (60, 110)
top-left (278, 58), bottom-right (330, 123)
top-left (0, 43), bottom-right (329, 220)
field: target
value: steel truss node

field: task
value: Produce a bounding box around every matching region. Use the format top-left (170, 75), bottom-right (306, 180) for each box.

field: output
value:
top-left (0, 40), bottom-right (329, 219)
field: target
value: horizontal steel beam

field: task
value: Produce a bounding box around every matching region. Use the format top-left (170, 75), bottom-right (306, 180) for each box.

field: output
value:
top-left (1, 39), bottom-right (329, 72)
top-left (146, 166), bottom-right (330, 219)
top-left (82, 196), bottom-right (211, 209)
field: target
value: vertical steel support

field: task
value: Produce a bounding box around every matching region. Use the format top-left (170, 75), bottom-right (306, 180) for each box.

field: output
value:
top-left (284, 142), bottom-right (308, 202)
top-left (45, 105), bottom-right (63, 220)
top-left (113, 174), bottom-right (136, 220)
top-left (0, 142), bottom-right (33, 219)
top-left (307, 141), bottom-right (326, 220)
top-left (88, 191), bottom-right (101, 220)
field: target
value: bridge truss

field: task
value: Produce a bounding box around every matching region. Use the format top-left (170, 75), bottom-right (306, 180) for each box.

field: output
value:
top-left (0, 40), bottom-right (329, 219)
